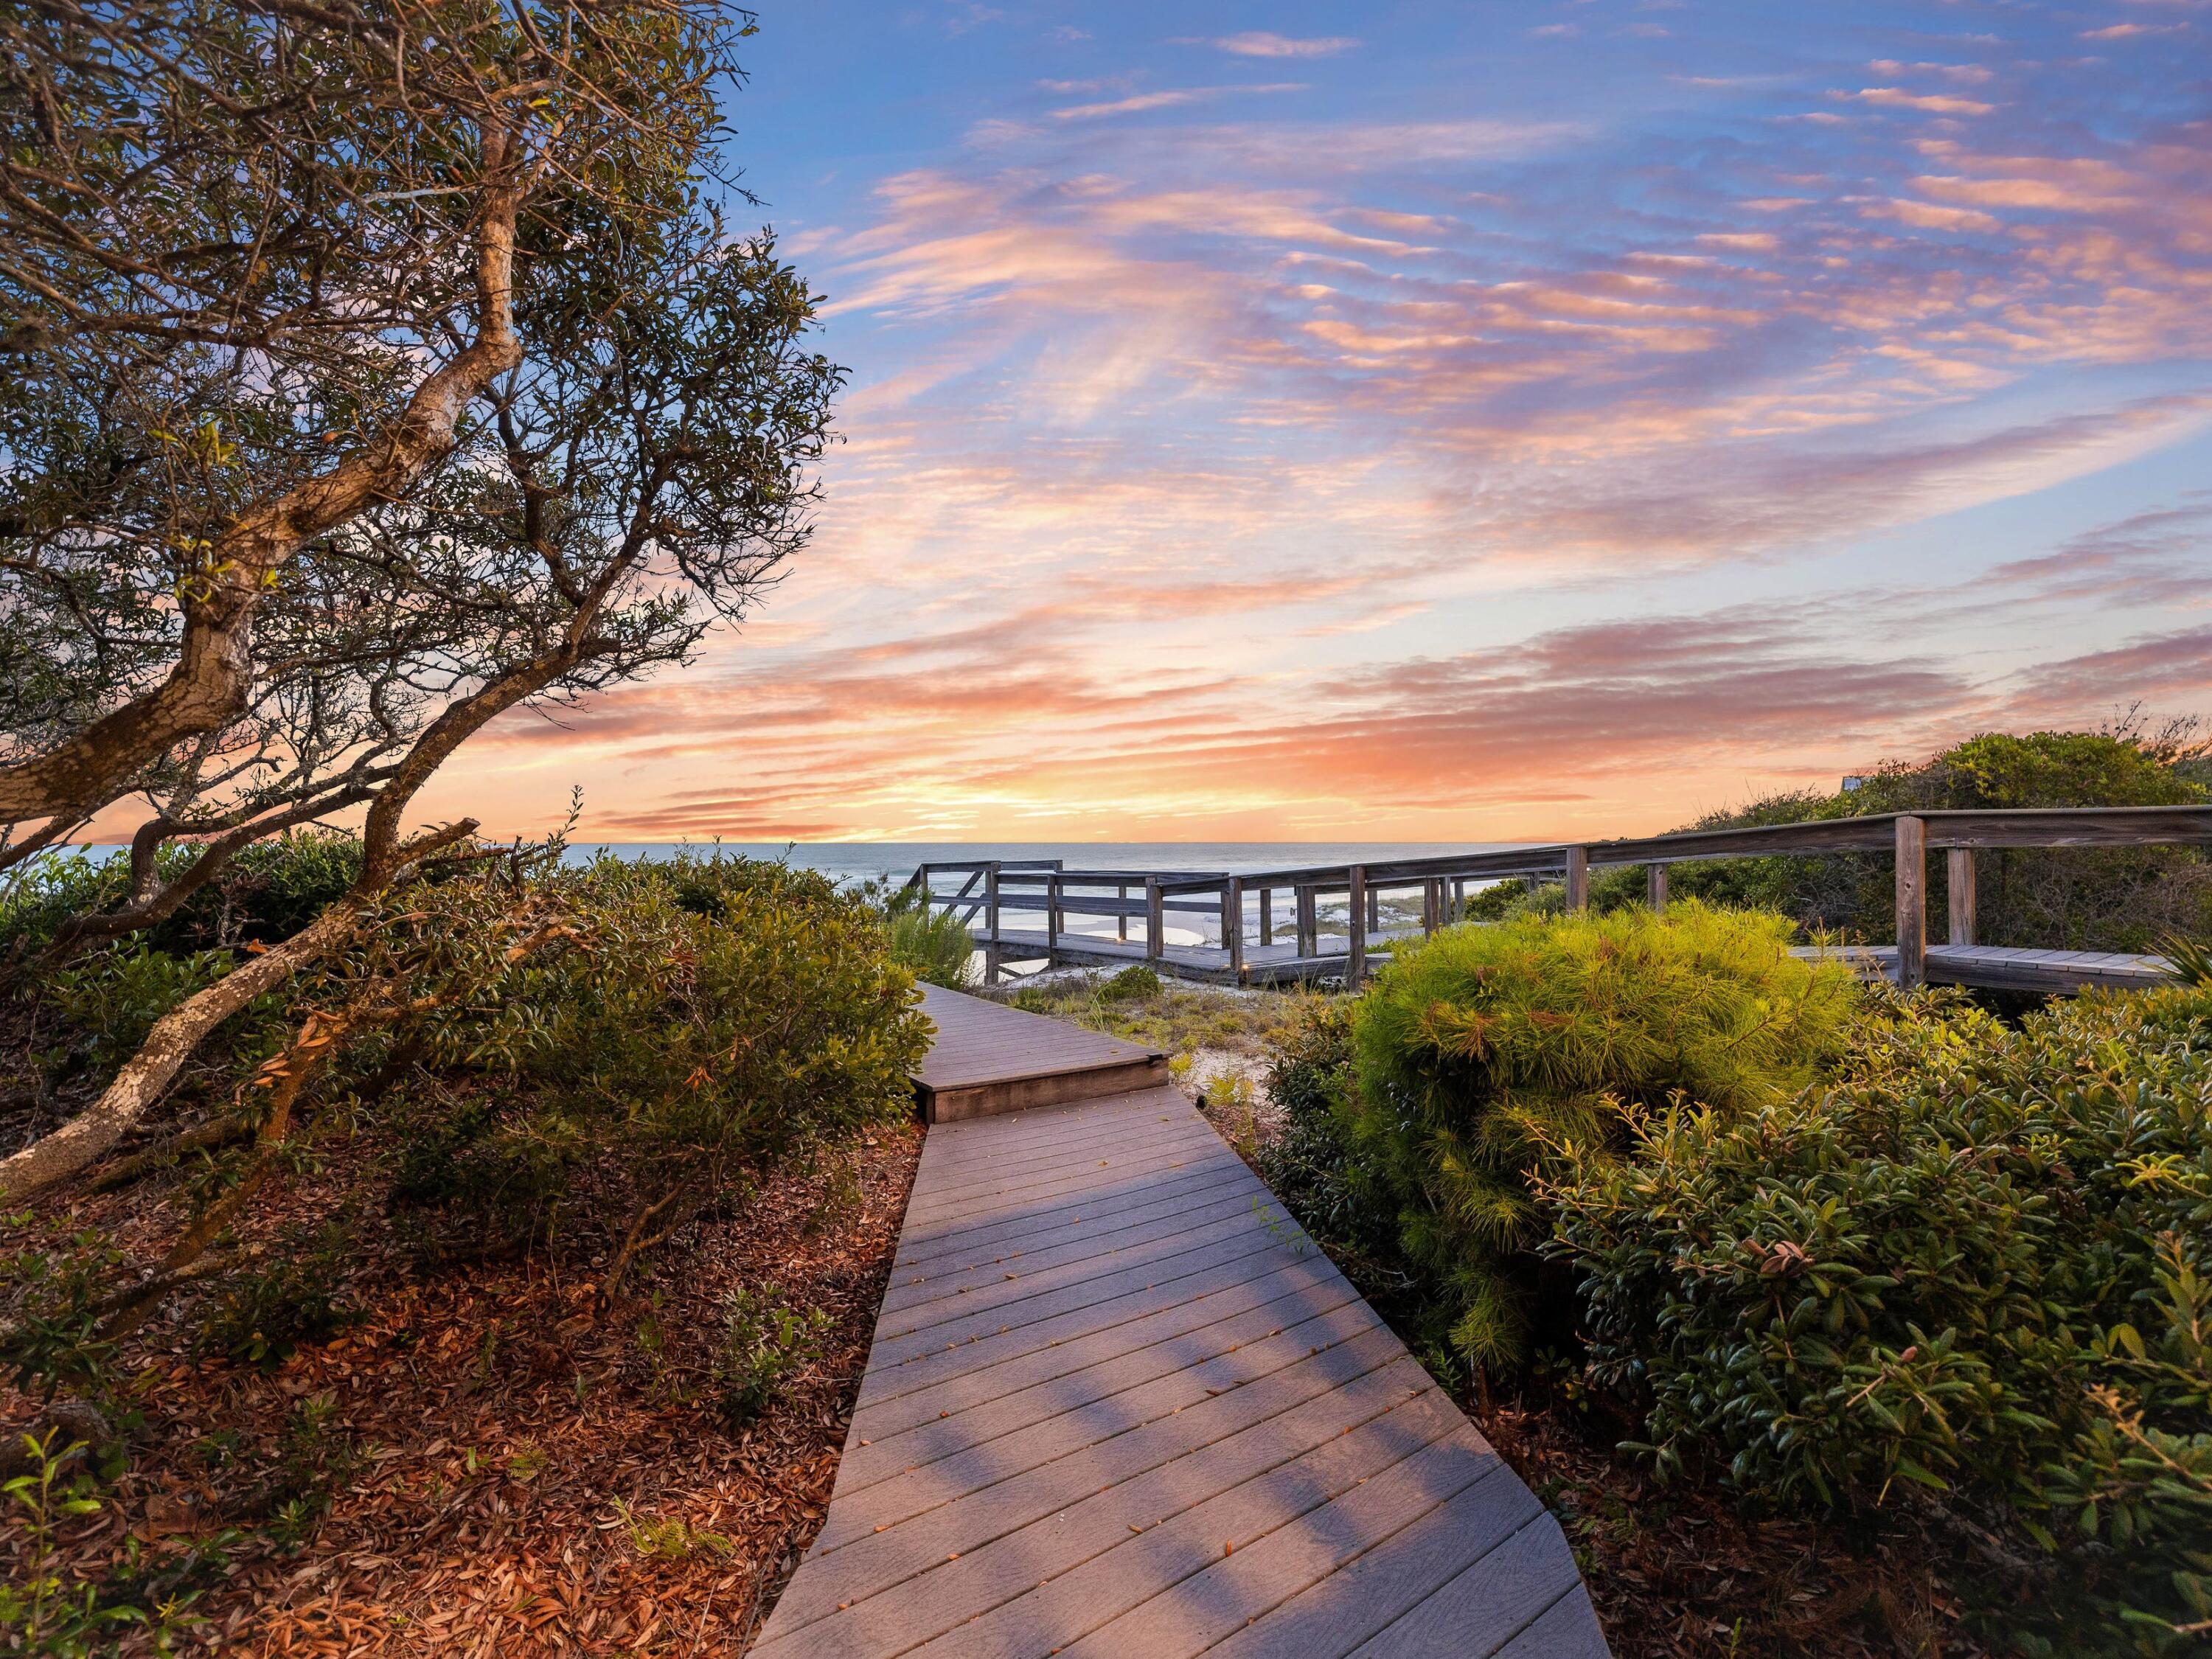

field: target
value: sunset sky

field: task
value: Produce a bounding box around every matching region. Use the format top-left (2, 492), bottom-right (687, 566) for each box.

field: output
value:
top-left (428, 0), bottom-right (2212, 844)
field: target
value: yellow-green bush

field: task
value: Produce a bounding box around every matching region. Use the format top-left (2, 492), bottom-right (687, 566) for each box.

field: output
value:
top-left (1345, 900), bottom-right (1858, 1367)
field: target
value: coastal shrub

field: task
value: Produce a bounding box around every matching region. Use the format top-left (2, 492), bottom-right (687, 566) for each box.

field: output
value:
top-left (1546, 983), bottom-right (2212, 1649)
top-left (195, 1228), bottom-right (363, 1370)
top-left (398, 852), bottom-right (929, 1283)
top-left (1685, 728), bottom-right (2208, 950)
top-left (0, 832), bottom-right (364, 960)
top-left (1254, 1004), bottom-right (1411, 1293)
top-left (881, 887), bottom-right (975, 989)
top-left (1099, 965), bottom-right (1164, 1004)
top-left (1343, 901), bottom-right (1858, 1368)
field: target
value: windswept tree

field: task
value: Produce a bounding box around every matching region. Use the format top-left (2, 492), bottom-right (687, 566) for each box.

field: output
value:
top-left (0, 0), bottom-right (842, 1197)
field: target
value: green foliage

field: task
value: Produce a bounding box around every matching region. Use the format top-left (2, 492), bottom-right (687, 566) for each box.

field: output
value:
top-left (0, 1429), bottom-right (144, 1656)
top-left (394, 851), bottom-right (928, 1259)
top-left (1652, 726), bottom-right (2212, 950)
top-left (35, 943), bottom-right (237, 1082)
top-left (0, 1233), bottom-right (128, 1404)
top-left (713, 1283), bottom-right (831, 1425)
top-left (1099, 965), bottom-right (1164, 1003)
top-left (1458, 877), bottom-right (1567, 925)
top-left (249, 1399), bottom-right (359, 1553)
top-left (195, 1228), bottom-right (362, 1370)
top-left (1254, 1004), bottom-right (1408, 1284)
top-left (0, 833), bottom-right (363, 959)
top-left (611, 1497), bottom-right (737, 1560)
top-left (2160, 932), bottom-right (2212, 987)
top-left (1345, 902), bottom-right (1859, 1368)
top-left (1546, 983), bottom-right (2212, 1651)
top-left (877, 883), bottom-right (975, 990)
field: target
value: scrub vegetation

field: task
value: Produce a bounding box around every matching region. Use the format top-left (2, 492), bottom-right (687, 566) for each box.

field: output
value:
top-left (1470, 720), bottom-right (2212, 952)
top-left (0, 843), bottom-right (928, 1649)
top-left (1250, 751), bottom-right (2212, 1657)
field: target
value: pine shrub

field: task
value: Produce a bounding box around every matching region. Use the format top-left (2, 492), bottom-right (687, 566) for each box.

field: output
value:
top-left (1346, 900), bottom-right (1858, 1368)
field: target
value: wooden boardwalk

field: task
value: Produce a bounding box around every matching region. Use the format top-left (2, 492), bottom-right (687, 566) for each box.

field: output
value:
top-left (755, 990), bottom-right (1607, 1658)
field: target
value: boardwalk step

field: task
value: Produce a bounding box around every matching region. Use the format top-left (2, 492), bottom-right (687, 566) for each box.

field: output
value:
top-left (914, 984), bottom-right (1168, 1123)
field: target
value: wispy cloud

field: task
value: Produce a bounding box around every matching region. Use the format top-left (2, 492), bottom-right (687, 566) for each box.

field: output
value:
top-left (1186, 32), bottom-right (1360, 58)
top-left (1051, 83), bottom-right (1304, 121)
top-left (1839, 86), bottom-right (1997, 115)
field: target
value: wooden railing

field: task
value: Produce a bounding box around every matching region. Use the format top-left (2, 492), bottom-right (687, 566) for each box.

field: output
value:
top-left (904, 806), bottom-right (2212, 986)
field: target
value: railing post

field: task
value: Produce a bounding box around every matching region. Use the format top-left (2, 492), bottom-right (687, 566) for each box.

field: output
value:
top-left (1451, 877), bottom-right (1464, 919)
top-left (1145, 877), bottom-right (1164, 961)
top-left (1257, 887), bottom-right (1273, 947)
top-left (984, 862), bottom-right (1001, 945)
top-left (1117, 882), bottom-right (1127, 943)
top-left (1224, 877), bottom-right (1245, 979)
top-left (1296, 886), bottom-right (1315, 956)
top-left (1565, 846), bottom-right (1590, 910)
top-left (1366, 883), bottom-right (1380, 934)
top-left (1647, 863), bottom-right (1667, 912)
top-left (1046, 870), bottom-right (1061, 958)
top-left (1947, 846), bottom-right (1976, 947)
top-left (1421, 878), bottom-right (1440, 936)
top-left (1896, 815), bottom-right (1927, 988)
top-left (1346, 866), bottom-right (1368, 984)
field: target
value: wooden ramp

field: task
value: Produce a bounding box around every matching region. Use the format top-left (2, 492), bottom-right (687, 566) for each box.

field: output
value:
top-left (757, 990), bottom-right (1607, 1658)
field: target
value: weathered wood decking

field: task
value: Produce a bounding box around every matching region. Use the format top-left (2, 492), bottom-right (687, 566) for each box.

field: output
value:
top-left (755, 990), bottom-right (1607, 1658)
top-left (980, 928), bottom-right (1405, 987)
top-left (914, 984), bottom-right (1169, 1121)
top-left (1790, 942), bottom-right (2173, 993)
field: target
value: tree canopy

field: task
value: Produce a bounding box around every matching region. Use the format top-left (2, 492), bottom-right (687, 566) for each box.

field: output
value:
top-left (0, 0), bottom-right (844, 1196)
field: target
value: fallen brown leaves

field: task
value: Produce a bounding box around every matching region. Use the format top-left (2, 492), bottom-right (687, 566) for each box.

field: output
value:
top-left (4, 1126), bottom-right (922, 1656)
top-left (1472, 1394), bottom-right (1988, 1659)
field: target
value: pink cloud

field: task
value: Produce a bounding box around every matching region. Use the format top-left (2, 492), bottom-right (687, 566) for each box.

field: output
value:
top-left (1841, 87), bottom-right (1997, 115)
top-left (1195, 33), bottom-right (1359, 59)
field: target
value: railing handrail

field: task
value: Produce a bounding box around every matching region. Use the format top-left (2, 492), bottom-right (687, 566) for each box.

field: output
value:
top-left (909, 806), bottom-right (2212, 907)
top-left (903, 806), bottom-right (2212, 989)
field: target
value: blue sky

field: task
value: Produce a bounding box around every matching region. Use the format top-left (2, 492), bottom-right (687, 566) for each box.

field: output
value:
top-left (436, 0), bottom-right (2212, 842)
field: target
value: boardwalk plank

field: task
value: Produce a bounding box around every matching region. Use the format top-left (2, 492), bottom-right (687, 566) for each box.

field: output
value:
top-left (851, 1258), bottom-right (1347, 1439)
top-left (1489, 1586), bottom-right (1613, 1658)
top-left (878, 1188), bottom-right (1264, 1318)
top-left (1062, 1434), bottom-right (1524, 1658)
top-left (838, 1286), bottom-right (1371, 1493)
top-left (891, 1394), bottom-right (1467, 1659)
top-left (1340, 1516), bottom-right (1588, 1656)
top-left (829, 1300), bottom-right (1387, 1521)
top-left (877, 1209), bottom-right (1289, 1345)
